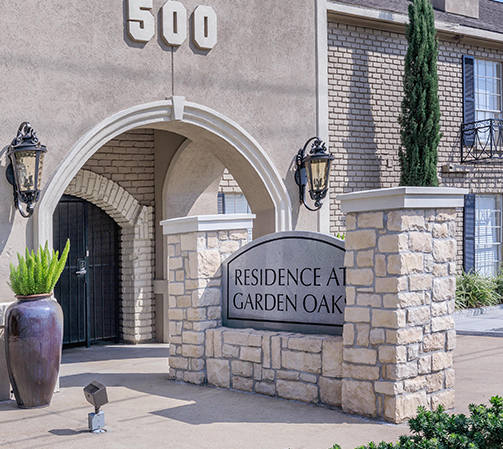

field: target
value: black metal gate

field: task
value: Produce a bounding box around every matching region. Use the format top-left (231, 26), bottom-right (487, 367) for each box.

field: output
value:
top-left (53, 195), bottom-right (120, 347)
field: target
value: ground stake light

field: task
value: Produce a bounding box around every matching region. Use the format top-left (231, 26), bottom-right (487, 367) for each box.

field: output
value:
top-left (84, 381), bottom-right (108, 433)
top-left (295, 137), bottom-right (334, 211)
top-left (5, 122), bottom-right (47, 218)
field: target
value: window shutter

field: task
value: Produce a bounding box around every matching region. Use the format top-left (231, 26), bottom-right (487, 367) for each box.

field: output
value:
top-left (463, 56), bottom-right (476, 147)
top-left (218, 192), bottom-right (225, 214)
top-left (463, 193), bottom-right (476, 273)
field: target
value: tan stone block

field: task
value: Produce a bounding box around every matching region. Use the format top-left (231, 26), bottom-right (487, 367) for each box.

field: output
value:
top-left (409, 274), bottom-right (433, 291)
top-left (370, 328), bottom-right (385, 345)
top-left (240, 346), bottom-right (262, 363)
top-left (446, 330), bottom-right (456, 351)
top-left (345, 230), bottom-right (377, 250)
top-left (345, 251), bottom-right (355, 268)
top-left (255, 381), bottom-right (276, 396)
top-left (431, 301), bottom-right (448, 317)
top-left (426, 371), bottom-right (444, 393)
top-left (196, 288), bottom-right (220, 307)
top-left (223, 344), bottom-right (239, 358)
top-left (322, 339), bottom-right (343, 378)
top-left (432, 223), bottom-right (449, 238)
top-left (346, 213), bottom-right (357, 231)
top-left (182, 331), bottom-right (205, 345)
top-left (282, 350), bottom-right (321, 374)
top-left (263, 368), bottom-right (275, 382)
top-left (169, 356), bottom-right (189, 370)
top-left (182, 344), bottom-right (205, 358)
top-left (190, 358), bottom-right (205, 371)
top-left (277, 380), bottom-right (318, 403)
top-left (277, 370), bottom-right (299, 380)
top-left (231, 360), bottom-right (253, 377)
top-left (387, 211), bottom-right (426, 232)
top-left (187, 307), bottom-right (207, 321)
top-left (376, 276), bottom-right (407, 293)
top-left (169, 282), bottom-right (185, 296)
top-left (431, 316), bottom-right (454, 332)
top-left (232, 376), bottom-right (253, 391)
top-left (271, 336), bottom-right (281, 369)
top-left (347, 268), bottom-right (374, 286)
top-left (445, 368), bottom-right (455, 388)
top-left (384, 391), bottom-right (427, 423)
top-left (223, 330), bottom-right (249, 346)
top-left (378, 234), bottom-right (408, 253)
top-left (342, 380), bottom-right (377, 417)
top-left (319, 377), bottom-right (342, 406)
top-left (382, 294), bottom-right (399, 308)
top-left (207, 359), bottom-right (230, 388)
top-left (387, 327), bottom-right (423, 345)
top-left (418, 355), bottom-right (432, 374)
top-left (409, 232), bottom-right (432, 252)
top-left (183, 371), bottom-right (205, 385)
top-left (229, 230), bottom-right (248, 240)
top-left (343, 347), bottom-right (377, 365)
top-left (432, 277), bottom-right (456, 301)
top-left (180, 233), bottom-right (197, 251)
top-left (374, 381), bottom-right (404, 396)
top-left (432, 352), bottom-right (453, 372)
top-left (356, 323), bottom-right (370, 346)
top-left (205, 330), bottom-right (214, 357)
top-left (388, 253), bottom-right (423, 276)
top-left (343, 362), bottom-right (380, 380)
top-left (404, 376), bottom-right (427, 393)
top-left (288, 337), bottom-right (322, 353)
top-left (423, 333), bottom-right (445, 352)
top-left (197, 249), bottom-right (221, 278)
top-left (372, 309), bottom-right (406, 329)
top-left (431, 389), bottom-right (455, 410)
top-left (358, 212), bottom-right (384, 229)
top-left (300, 373), bottom-right (317, 383)
top-left (375, 254), bottom-right (387, 276)
top-left (433, 240), bottom-right (456, 263)
top-left (379, 345), bottom-right (407, 364)
top-left (247, 333), bottom-right (262, 347)
top-left (435, 209), bottom-right (457, 222)
top-left (357, 293), bottom-right (382, 307)
top-left (344, 306), bottom-right (370, 323)
top-left (343, 323), bottom-right (355, 346)
top-left (407, 306), bottom-right (430, 326)
top-left (357, 250), bottom-right (374, 268)
top-left (433, 263), bottom-right (448, 277)
top-left (219, 240), bottom-right (241, 254)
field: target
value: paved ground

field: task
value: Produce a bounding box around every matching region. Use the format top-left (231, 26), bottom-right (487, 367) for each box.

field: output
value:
top-left (454, 304), bottom-right (503, 337)
top-left (1, 311), bottom-right (502, 449)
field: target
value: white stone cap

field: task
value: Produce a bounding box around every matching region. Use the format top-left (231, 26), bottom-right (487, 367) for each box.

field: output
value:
top-left (339, 187), bottom-right (469, 213)
top-left (161, 214), bottom-right (255, 235)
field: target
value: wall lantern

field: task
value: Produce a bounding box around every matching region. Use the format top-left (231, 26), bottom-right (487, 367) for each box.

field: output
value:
top-left (5, 122), bottom-right (47, 218)
top-left (295, 137), bottom-right (334, 211)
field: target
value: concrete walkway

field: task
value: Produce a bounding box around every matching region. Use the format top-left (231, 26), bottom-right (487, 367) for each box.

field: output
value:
top-left (454, 304), bottom-right (503, 337)
top-left (1, 333), bottom-right (502, 449)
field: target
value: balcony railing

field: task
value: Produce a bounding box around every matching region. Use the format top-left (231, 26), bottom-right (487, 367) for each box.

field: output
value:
top-left (461, 118), bottom-right (503, 163)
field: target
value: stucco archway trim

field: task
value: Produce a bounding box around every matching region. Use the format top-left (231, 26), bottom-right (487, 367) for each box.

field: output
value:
top-left (34, 98), bottom-right (292, 247)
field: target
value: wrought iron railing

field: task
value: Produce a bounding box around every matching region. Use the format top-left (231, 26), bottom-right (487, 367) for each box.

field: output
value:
top-left (461, 118), bottom-right (503, 162)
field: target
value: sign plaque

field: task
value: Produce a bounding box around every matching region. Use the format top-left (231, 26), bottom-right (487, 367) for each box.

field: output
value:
top-left (222, 231), bottom-right (345, 335)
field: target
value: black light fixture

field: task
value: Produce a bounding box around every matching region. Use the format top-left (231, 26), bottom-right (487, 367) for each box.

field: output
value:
top-left (6, 122), bottom-right (47, 218)
top-left (295, 137), bottom-right (334, 211)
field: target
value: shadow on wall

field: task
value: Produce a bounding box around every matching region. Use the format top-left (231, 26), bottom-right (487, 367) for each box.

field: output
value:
top-left (1, 145), bottom-right (16, 257)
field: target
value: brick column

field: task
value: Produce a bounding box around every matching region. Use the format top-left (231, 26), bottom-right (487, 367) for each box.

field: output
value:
top-left (160, 215), bottom-right (254, 384)
top-left (339, 187), bottom-right (467, 423)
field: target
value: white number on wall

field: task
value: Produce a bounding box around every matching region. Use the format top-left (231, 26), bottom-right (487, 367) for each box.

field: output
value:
top-left (126, 1), bottom-right (217, 50)
top-left (161, 1), bottom-right (187, 46)
top-left (127, 0), bottom-right (155, 43)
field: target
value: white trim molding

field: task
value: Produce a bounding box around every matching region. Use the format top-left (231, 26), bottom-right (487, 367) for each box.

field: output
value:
top-left (34, 98), bottom-right (291, 248)
top-left (161, 214), bottom-right (255, 235)
top-left (339, 187), bottom-right (469, 213)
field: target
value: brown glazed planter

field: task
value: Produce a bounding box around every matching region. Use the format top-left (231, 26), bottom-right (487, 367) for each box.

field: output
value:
top-left (4, 293), bottom-right (64, 408)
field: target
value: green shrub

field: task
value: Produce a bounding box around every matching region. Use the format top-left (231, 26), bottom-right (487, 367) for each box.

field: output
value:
top-left (494, 271), bottom-right (503, 303)
top-left (331, 396), bottom-right (503, 449)
top-left (455, 271), bottom-right (499, 310)
top-left (9, 240), bottom-right (70, 296)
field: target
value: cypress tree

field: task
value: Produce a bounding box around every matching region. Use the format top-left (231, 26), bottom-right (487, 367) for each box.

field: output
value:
top-left (399, 0), bottom-right (441, 186)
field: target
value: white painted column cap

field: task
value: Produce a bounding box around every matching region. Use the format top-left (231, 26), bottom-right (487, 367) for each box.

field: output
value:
top-left (338, 187), bottom-right (469, 213)
top-left (161, 214), bottom-right (255, 235)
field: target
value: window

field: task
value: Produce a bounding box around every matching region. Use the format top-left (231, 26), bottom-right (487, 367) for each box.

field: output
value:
top-left (464, 194), bottom-right (503, 277)
top-left (217, 193), bottom-right (251, 214)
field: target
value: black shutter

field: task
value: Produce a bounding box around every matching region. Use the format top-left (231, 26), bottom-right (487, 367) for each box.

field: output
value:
top-left (218, 192), bottom-right (225, 214)
top-left (463, 193), bottom-right (476, 273)
top-left (463, 56), bottom-right (476, 147)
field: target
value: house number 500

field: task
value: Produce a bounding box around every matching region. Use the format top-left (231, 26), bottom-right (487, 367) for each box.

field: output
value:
top-left (127, 0), bottom-right (217, 50)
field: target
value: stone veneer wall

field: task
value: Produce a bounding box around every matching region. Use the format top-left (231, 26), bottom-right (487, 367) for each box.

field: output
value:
top-left (343, 208), bottom-right (456, 423)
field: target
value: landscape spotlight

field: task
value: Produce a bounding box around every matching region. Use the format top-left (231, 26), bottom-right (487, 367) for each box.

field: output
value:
top-left (83, 381), bottom-right (108, 433)
top-left (294, 137), bottom-right (334, 211)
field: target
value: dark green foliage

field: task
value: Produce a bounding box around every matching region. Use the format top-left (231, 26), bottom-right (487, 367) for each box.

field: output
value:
top-left (330, 397), bottom-right (503, 449)
top-left (455, 271), bottom-right (499, 310)
top-left (9, 240), bottom-right (70, 296)
top-left (399, 0), bottom-right (441, 186)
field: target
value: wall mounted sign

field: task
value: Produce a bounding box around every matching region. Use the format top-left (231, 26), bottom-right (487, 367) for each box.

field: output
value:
top-left (127, 0), bottom-right (217, 50)
top-left (222, 231), bottom-right (345, 336)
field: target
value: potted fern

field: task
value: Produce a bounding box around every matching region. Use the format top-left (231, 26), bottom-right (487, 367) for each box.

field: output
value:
top-left (4, 240), bottom-right (70, 408)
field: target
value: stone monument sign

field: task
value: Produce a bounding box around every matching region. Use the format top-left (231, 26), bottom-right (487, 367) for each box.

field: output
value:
top-left (222, 231), bottom-right (345, 335)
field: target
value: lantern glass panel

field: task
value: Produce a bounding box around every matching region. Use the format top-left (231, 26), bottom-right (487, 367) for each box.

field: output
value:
top-left (307, 158), bottom-right (329, 193)
top-left (13, 151), bottom-right (39, 192)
